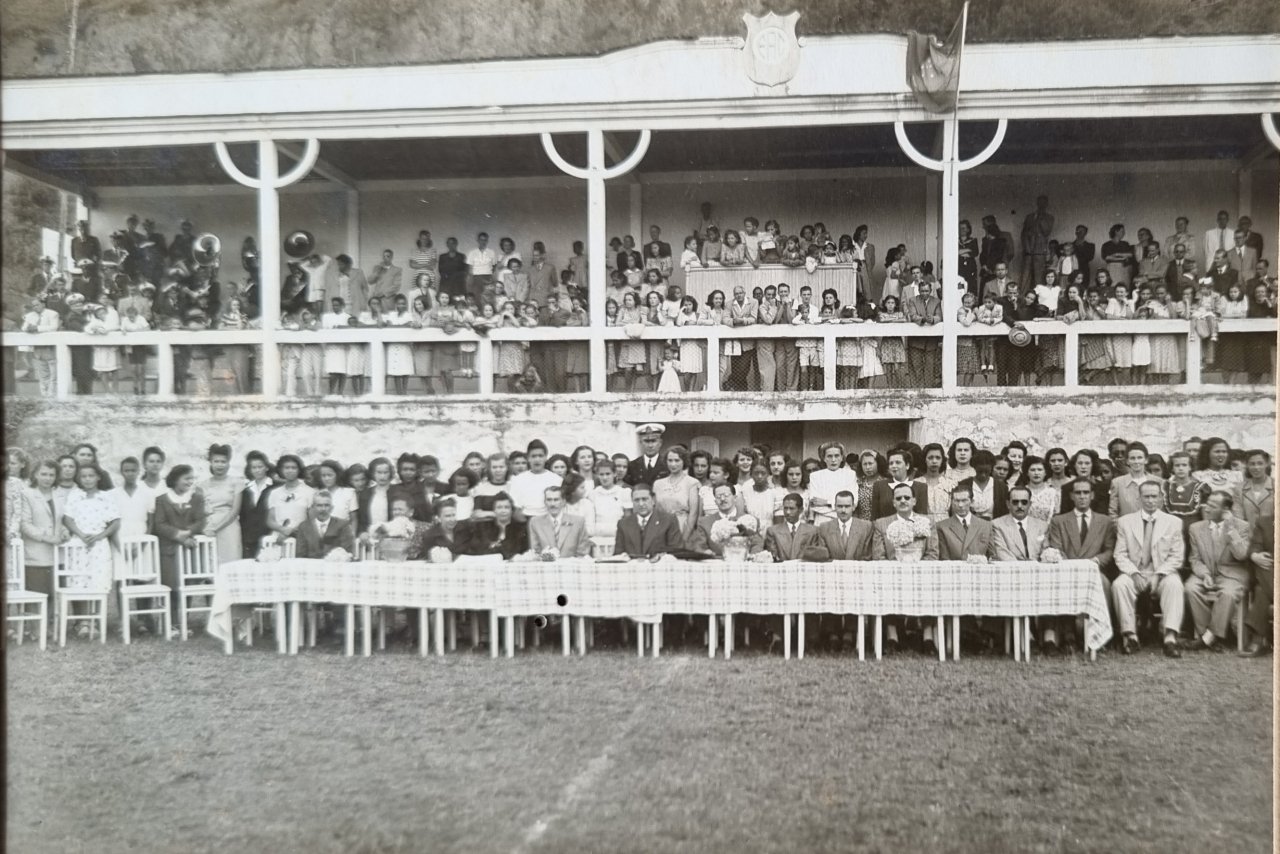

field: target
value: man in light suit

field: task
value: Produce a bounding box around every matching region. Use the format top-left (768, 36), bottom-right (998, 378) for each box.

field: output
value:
top-left (367, 248), bottom-right (403, 302)
top-left (528, 486), bottom-right (591, 558)
top-left (295, 491), bottom-right (356, 559)
top-left (1046, 477), bottom-right (1117, 645)
top-left (1227, 229), bottom-right (1260, 284)
top-left (613, 482), bottom-right (684, 559)
top-left (994, 486), bottom-right (1057, 648)
top-left (937, 485), bottom-right (994, 561)
top-left (1112, 480), bottom-right (1185, 658)
top-left (1203, 209), bottom-right (1233, 269)
top-left (728, 285), bottom-right (759, 391)
top-left (686, 483), bottom-right (763, 557)
top-left (1184, 491), bottom-right (1254, 652)
top-left (763, 493), bottom-right (829, 562)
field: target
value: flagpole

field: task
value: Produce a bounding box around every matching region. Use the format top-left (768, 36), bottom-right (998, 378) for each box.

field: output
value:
top-left (950, 1), bottom-right (969, 184)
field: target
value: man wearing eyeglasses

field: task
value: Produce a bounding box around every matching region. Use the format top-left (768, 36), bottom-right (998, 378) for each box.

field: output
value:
top-left (1046, 477), bottom-right (1117, 642)
top-left (993, 485), bottom-right (1056, 649)
top-left (871, 483), bottom-right (939, 653)
top-left (1112, 480), bottom-right (1184, 658)
top-left (871, 449), bottom-right (930, 521)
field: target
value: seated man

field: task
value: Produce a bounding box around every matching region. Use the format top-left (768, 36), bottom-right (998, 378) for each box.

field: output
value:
top-left (764, 492), bottom-right (829, 562)
top-left (871, 449), bottom-right (930, 521)
top-left (938, 485), bottom-right (995, 561)
top-left (1240, 510), bottom-right (1273, 657)
top-left (871, 483), bottom-right (939, 653)
top-left (992, 486), bottom-right (1057, 648)
top-left (1112, 481), bottom-right (1185, 658)
top-left (686, 482), bottom-right (763, 556)
top-left (294, 490), bottom-right (355, 559)
top-left (614, 481), bottom-right (683, 559)
top-left (528, 486), bottom-right (591, 558)
top-left (455, 492), bottom-right (529, 560)
top-left (1185, 491), bottom-right (1254, 652)
top-left (813, 489), bottom-right (876, 651)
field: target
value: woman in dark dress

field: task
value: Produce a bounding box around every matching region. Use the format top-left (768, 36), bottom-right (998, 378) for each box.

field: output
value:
top-left (455, 492), bottom-right (529, 560)
top-left (238, 450), bottom-right (276, 558)
top-left (154, 464), bottom-right (206, 626)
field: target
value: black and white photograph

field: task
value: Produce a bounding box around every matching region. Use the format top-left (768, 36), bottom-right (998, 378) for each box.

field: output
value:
top-left (2, 1), bottom-right (1276, 851)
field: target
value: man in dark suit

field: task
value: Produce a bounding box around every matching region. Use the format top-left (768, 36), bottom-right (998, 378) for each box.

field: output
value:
top-left (1045, 477), bottom-right (1118, 646)
top-left (1071, 224), bottom-right (1095, 278)
top-left (813, 490), bottom-right (876, 561)
top-left (614, 482), bottom-right (683, 559)
top-left (295, 491), bottom-right (356, 559)
top-left (625, 423), bottom-right (669, 489)
top-left (871, 449), bottom-right (929, 520)
top-left (1163, 243), bottom-right (1197, 291)
top-left (955, 450), bottom-right (1008, 521)
top-left (455, 492), bottom-right (529, 560)
top-left (646, 225), bottom-right (672, 261)
top-left (70, 220), bottom-right (102, 292)
top-left (763, 493), bottom-right (829, 562)
top-left (936, 485), bottom-right (994, 562)
top-left (29, 256), bottom-right (56, 296)
top-left (1237, 215), bottom-right (1264, 257)
top-left (1207, 249), bottom-right (1239, 295)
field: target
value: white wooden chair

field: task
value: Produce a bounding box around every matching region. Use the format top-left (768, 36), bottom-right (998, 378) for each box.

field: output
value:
top-left (54, 541), bottom-right (111, 646)
top-left (248, 535), bottom-right (290, 649)
top-left (6, 537), bottom-right (48, 650)
top-left (346, 538), bottom-right (388, 656)
top-left (117, 535), bottom-right (171, 644)
top-left (176, 535), bottom-right (218, 641)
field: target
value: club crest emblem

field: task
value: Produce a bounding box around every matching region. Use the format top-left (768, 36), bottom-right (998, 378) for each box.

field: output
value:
top-left (742, 12), bottom-right (801, 88)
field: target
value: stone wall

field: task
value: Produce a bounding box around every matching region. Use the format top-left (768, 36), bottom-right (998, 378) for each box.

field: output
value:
top-left (8, 390), bottom-right (1273, 475)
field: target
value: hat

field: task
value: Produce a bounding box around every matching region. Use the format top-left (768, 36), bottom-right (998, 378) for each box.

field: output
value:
top-left (40, 256), bottom-right (54, 264)
top-left (65, 293), bottom-right (86, 308)
top-left (1008, 323), bottom-right (1032, 347)
top-left (636, 423), bottom-right (666, 436)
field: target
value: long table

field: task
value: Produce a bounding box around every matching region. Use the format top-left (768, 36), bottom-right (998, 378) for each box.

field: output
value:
top-left (683, 263), bottom-right (859, 306)
top-left (208, 557), bottom-right (1112, 660)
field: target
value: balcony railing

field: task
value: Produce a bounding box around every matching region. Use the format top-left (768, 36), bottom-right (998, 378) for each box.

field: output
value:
top-left (3, 318), bottom-right (1274, 400)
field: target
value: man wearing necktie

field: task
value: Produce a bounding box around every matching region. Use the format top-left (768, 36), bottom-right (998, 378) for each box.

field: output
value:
top-left (1202, 209), bottom-right (1232, 270)
top-left (528, 486), bottom-right (591, 559)
top-left (1227, 229), bottom-right (1260, 284)
top-left (763, 493), bottom-right (828, 562)
top-left (686, 483), bottom-right (764, 557)
top-left (613, 482), bottom-right (684, 560)
top-left (1047, 478), bottom-right (1117, 631)
top-left (625, 423), bottom-right (669, 489)
top-left (1112, 481), bottom-right (1185, 657)
top-left (938, 486), bottom-right (995, 561)
top-left (1184, 491), bottom-right (1254, 652)
top-left (1163, 243), bottom-right (1197, 291)
top-left (295, 491), bottom-right (355, 559)
top-left (994, 486), bottom-right (1058, 647)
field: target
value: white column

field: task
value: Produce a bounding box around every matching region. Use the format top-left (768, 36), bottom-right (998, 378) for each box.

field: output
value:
top-left (629, 184), bottom-right (643, 246)
top-left (256, 139), bottom-right (283, 399)
top-left (938, 119), bottom-right (960, 393)
top-left (705, 329), bottom-right (721, 392)
top-left (924, 173), bottom-right (941, 268)
top-left (346, 188), bottom-right (361, 263)
top-left (54, 343), bottom-right (71, 400)
top-left (155, 341), bottom-right (175, 399)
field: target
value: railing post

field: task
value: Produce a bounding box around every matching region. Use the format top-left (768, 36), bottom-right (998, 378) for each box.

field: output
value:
top-left (823, 332), bottom-right (838, 393)
top-left (705, 330), bottom-right (720, 392)
top-left (1186, 331), bottom-right (1202, 387)
top-left (477, 337), bottom-right (495, 395)
top-left (368, 341), bottom-right (386, 397)
top-left (155, 341), bottom-right (175, 399)
top-left (54, 343), bottom-right (71, 400)
top-left (1063, 329), bottom-right (1080, 389)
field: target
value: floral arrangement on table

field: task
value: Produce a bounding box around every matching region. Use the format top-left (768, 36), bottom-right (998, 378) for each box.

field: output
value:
top-left (324, 547), bottom-right (353, 563)
top-left (372, 516), bottom-right (416, 561)
top-left (885, 516), bottom-right (933, 561)
top-left (373, 517), bottom-right (416, 539)
top-left (709, 515), bottom-right (760, 547)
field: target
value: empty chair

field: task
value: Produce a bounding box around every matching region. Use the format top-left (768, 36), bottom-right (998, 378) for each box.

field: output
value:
top-left (251, 535), bottom-right (292, 645)
top-left (6, 538), bottom-right (48, 650)
top-left (117, 534), bottom-right (171, 644)
top-left (176, 535), bottom-right (218, 641)
top-left (54, 541), bottom-right (111, 646)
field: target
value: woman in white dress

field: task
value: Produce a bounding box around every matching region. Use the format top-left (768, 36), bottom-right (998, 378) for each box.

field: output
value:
top-left (60, 464), bottom-right (119, 636)
top-left (674, 295), bottom-right (708, 391)
top-left (197, 444), bottom-right (243, 565)
top-left (383, 293), bottom-right (416, 395)
top-left (313, 460), bottom-right (358, 522)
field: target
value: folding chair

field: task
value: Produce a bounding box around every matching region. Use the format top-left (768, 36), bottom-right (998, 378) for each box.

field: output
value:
top-left (176, 535), bottom-right (218, 640)
top-left (117, 534), bottom-right (171, 644)
top-left (6, 537), bottom-right (48, 650)
top-left (54, 542), bottom-right (111, 646)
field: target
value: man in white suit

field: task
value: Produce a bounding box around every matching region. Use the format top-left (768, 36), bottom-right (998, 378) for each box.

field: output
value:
top-left (528, 486), bottom-right (591, 558)
top-left (1112, 480), bottom-right (1185, 658)
top-left (1184, 490), bottom-right (1254, 652)
top-left (993, 486), bottom-right (1055, 649)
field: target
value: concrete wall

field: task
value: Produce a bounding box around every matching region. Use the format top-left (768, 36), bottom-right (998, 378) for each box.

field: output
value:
top-left (10, 391), bottom-right (1273, 481)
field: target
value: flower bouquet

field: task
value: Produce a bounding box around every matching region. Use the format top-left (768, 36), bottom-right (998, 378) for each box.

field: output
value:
top-left (711, 515), bottom-right (759, 563)
top-left (885, 516), bottom-right (932, 562)
top-left (372, 516), bottom-right (416, 561)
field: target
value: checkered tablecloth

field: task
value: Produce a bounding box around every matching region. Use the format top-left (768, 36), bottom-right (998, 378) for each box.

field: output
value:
top-left (209, 557), bottom-right (1112, 651)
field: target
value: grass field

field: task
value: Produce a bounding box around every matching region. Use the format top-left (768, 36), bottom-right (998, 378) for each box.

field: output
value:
top-left (6, 630), bottom-right (1273, 854)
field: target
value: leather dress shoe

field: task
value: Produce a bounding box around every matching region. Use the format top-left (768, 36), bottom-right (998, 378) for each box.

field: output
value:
top-left (1239, 640), bottom-right (1271, 658)
top-left (1121, 635), bottom-right (1139, 655)
top-left (1163, 641), bottom-right (1181, 659)
top-left (1181, 638), bottom-right (1209, 651)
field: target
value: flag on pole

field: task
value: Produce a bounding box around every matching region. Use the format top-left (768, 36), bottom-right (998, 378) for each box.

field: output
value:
top-left (905, 6), bottom-right (966, 114)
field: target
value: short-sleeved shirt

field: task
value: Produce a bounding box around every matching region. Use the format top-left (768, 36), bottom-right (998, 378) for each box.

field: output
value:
top-left (589, 484), bottom-right (633, 537)
top-left (508, 470), bottom-right (563, 518)
top-left (266, 483), bottom-right (315, 530)
top-left (113, 483), bottom-right (157, 538)
top-left (466, 248), bottom-right (499, 277)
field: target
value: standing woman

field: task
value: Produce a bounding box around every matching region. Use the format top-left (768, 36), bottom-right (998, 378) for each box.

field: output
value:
top-left (239, 451), bottom-right (276, 558)
top-left (947, 437), bottom-right (977, 483)
top-left (60, 464), bottom-right (120, 637)
top-left (570, 445), bottom-right (597, 493)
top-left (854, 450), bottom-right (885, 522)
top-left (1022, 457), bottom-right (1059, 523)
top-left (1103, 283), bottom-right (1135, 385)
top-left (408, 230), bottom-right (439, 292)
top-left (313, 459), bottom-right (358, 523)
top-left (1101, 224), bottom-right (1135, 289)
top-left (6, 448), bottom-right (29, 542)
top-left (1193, 437), bottom-right (1243, 505)
top-left (915, 443), bottom-right (952, 525)
top-left (1078, 289), bottom-right (1113, 384)
top-left (199, 444), bottom-right (243, 565)
top-left (155, 464), bottom-right (206, 627)
top-left (265, 454), bottom-right (315, 543)
top-left (1045, 447), bottom-right (1073, 502)
top-left (54, 455), bottom-right (80, 505)
top-left (653, 446), bottom-right (701, 542)
top-left (851, 225), bottom-right (877, 304)
top-left (20, 460), bottom-right (65, 611)
top-left (1063, 450), bottom-right (1108, 514)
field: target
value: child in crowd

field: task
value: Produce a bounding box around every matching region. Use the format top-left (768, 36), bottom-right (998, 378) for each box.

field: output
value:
top-left (455, 298), bottom-right (478, 379)
top-left (645, 240), bottom-right (673, 281)
top-left (975, 291), bottom-right (1003, 373)
top-left (741, 217), bottom-right (762, 263)
top-left (641, 269), bottom-right (666, 306)
top-left (876, 294), bottom-right (907, 388)
top-left (623, 253), bottom-right (645, 288)
top-left (819, 239), bottom-right (840, 265)
top-left (675, 294), bottom-right (707, 391)
top-left (383, 293), bottom-right (416, 395)
top-left (86, 302), bottom-right (121, 393)
top-left (679, 235), bottom-right (700, 274)
top-left (608, 269), bottom-right (633, 305)
top-left (779, 235), bottom-right (805, 267)
top-left (321, 296), bottom-right (352, 395)
top-left (564, 295), bottom-right (590, 392)
top-left (503, 258), bottom-right (530, 304)
top-left (513, 363), bottom-right (543, 393)
top-left (699, 226), bottom-right (723, 266)
top-left (661, 285), bottom-right (684, 325)
top-left (657, 342), bottom-right (682, 393)
top-left (603, 298), bottom-right (620, 389)
top-left (758, 220), bottom-right (782, 263)
top-left (956, 291), bottom-right (980, 386)
top-left (568, 241), bottom-right (587, 285)
top-left (494, 300), bottom-right (526, 391)
top-left (119, 303), bottom-right (150, 395)
top-left (1190, 278), bottom-right (1222, 365)
top-left (793, 294), bottom-right (822, 391)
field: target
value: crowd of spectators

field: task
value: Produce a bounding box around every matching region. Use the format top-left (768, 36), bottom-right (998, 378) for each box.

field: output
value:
top-left (7, 429), bottom-right (1272, 659)
top-left (11, 200), bottom-right (1275, 396)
